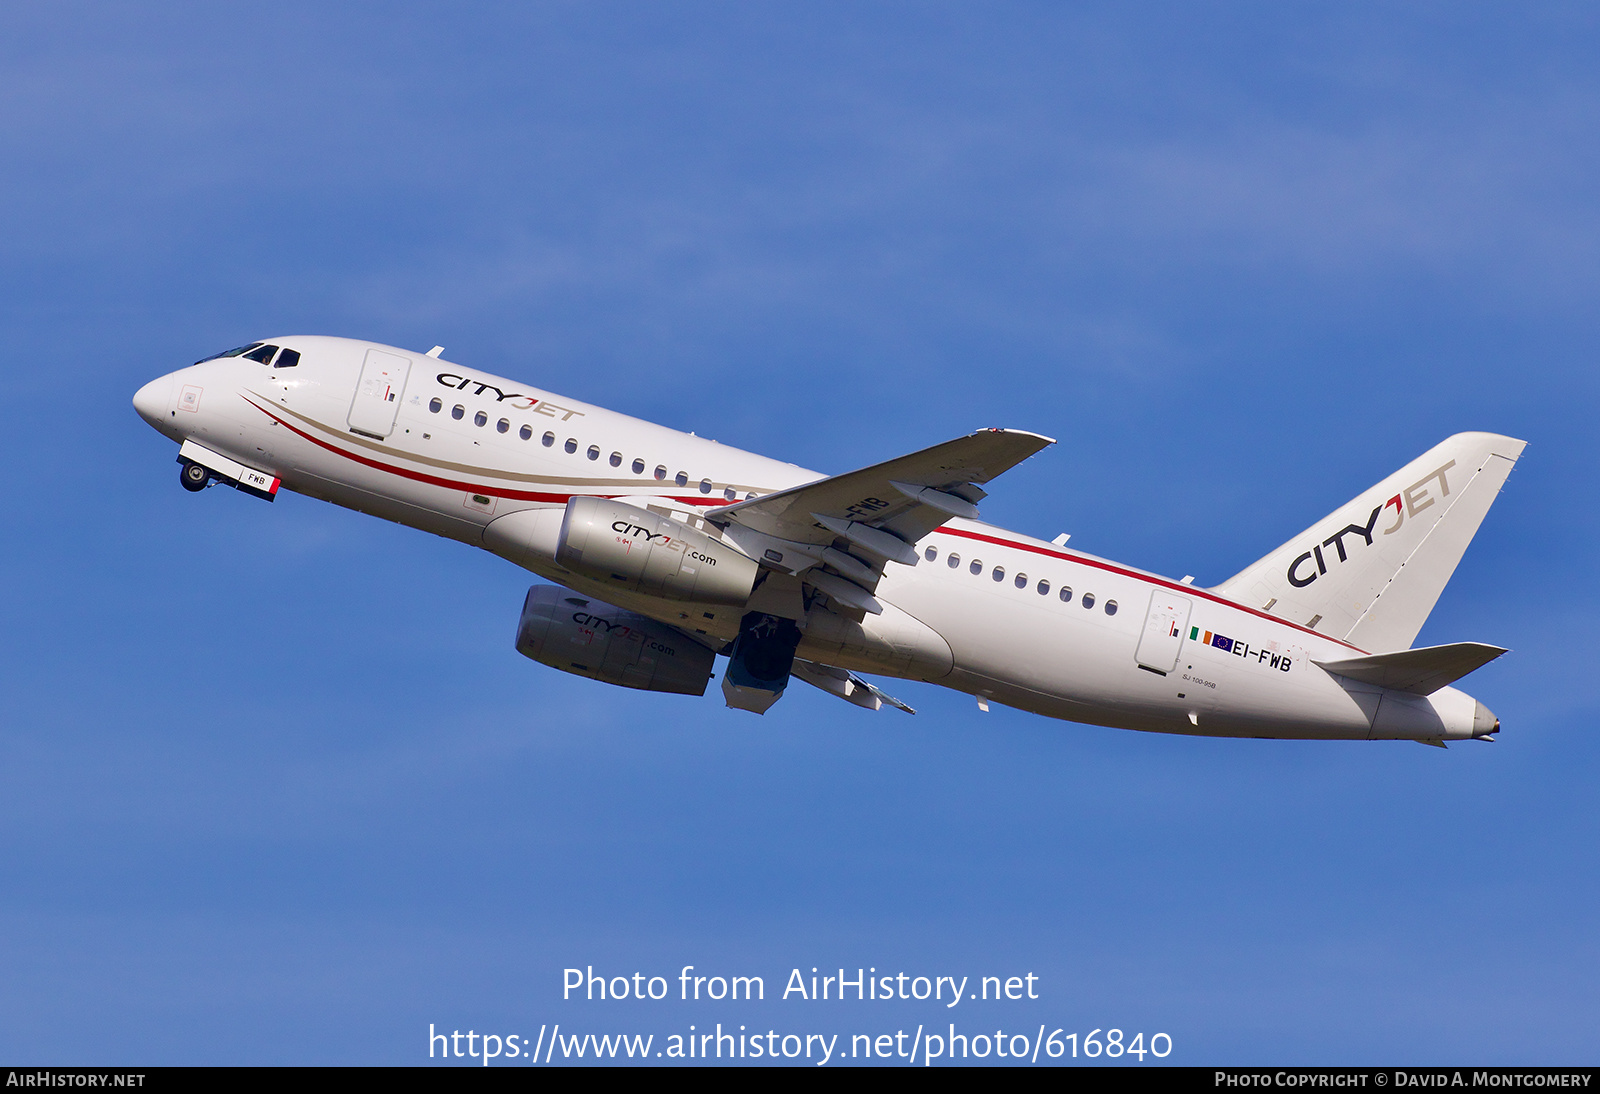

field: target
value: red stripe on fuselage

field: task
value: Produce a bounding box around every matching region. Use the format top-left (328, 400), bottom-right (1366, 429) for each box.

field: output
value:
top-left (243, 396), bottom-right (1359, 653)
top-left (243, 396), bottom-right (724, 509)
top-left (935, 526), bottom-right (1365, 653)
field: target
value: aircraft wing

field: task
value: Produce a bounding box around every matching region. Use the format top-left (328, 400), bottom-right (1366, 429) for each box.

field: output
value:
top-left (707, 428), bottom-right (1054, 613)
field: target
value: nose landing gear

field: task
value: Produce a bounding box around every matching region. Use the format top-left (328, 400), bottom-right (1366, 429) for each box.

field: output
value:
top-left (173, 441), bottom-right (281, 501)
top-left (180, 460), bottom-right (210, 492)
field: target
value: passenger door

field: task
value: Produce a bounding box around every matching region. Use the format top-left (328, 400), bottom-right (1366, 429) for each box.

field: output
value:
top-left (347, 348), bottom-right (411, 439)
top-left (1135, 590), bottom-right (1192, 675)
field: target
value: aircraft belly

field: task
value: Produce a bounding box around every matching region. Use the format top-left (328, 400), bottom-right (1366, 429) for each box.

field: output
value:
top-left (285, 469), bottom-right (486, 543)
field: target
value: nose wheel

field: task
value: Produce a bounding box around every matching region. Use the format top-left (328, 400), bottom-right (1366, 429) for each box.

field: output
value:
top-left (180, 460), bottom-right (210, 492)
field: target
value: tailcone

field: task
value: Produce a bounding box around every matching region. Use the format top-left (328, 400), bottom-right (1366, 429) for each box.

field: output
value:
top-left (1473, 700), bottom-right (1500, 739)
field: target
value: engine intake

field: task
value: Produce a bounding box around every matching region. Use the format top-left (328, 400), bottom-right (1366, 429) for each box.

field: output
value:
top-left (556, 497), bottom-right (758, 606)
top-left (514, 585), bottom-right (715, 696)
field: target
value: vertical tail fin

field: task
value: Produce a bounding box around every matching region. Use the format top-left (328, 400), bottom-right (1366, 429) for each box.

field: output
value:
top-left (1214, 432), bottom-right (1526, 651)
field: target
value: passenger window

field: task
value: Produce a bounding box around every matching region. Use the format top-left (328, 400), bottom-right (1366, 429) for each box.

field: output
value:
top-left (699, 478), bottom-right (712, 494)
top-left (428, 398), bottom-right (442, 413)
top-left (724, 487), bottom-right (736, 500)
top-left (970, 560), bottom-right (982, 575)
top-left (610, 452), bottom-right (622, 467)
top-left (948, 553), bottom-right (960, 568)
top-left (925, 546), bottom-right (938, 561)
top-left (243, 344), bottom-right (279, 364)
top-left (655, 465), bottom-right (667, 480)
top-left (1037, 579), bottom-right (1050, 595)
top-left (474, 411), bottom-right (488, 427)
top-left (519, 425), bottom-right (532, 440)
top-left (542, 431), bottom-right (555, 447)
top-left (587, 445), bottom-right (600, 461)
top-left (564, 438), bottom-right (577, 454)
top-left (273, 348), bottom-right (301, 368)
top-left (1105, 600), bottom-right (1118, 616)
top-left (992, 566), bottom-right (1005, 582)
top-left (675, 472), bottom-right (688, 487)
top-left (1082, 592), bottom-right (1096, 609)
top-left (1059, 586), bottom-right (1073, 603)
top-left (1015, 573), bottom-right (1027, 589)
top-left (497, 418), bottom-right (509, 433)
top-left (452, 405), bottom-right (465, 420)
top-left (632, 459), bottom-right (645, 474)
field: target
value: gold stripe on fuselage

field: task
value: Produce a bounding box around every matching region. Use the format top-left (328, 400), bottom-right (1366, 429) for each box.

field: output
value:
top-left (243, 390), bottom-right (765, 495)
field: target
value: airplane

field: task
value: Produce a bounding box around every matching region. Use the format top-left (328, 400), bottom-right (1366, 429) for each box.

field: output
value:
top-left (132, 335), bottom-right (1523, 746)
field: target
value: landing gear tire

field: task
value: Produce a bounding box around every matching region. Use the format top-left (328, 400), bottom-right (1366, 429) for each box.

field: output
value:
top-left (180, 461), bottom-right (210, 492)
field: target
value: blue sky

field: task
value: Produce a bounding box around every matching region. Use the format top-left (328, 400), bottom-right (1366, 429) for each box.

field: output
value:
top-left (2, 2), bottom-right (1597, 1065)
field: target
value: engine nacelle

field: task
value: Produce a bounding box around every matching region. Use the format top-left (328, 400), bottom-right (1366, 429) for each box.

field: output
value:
top-left (515, 585), bottom-right (715, 696)
top-left (555, 497), bottom-right (759, 607)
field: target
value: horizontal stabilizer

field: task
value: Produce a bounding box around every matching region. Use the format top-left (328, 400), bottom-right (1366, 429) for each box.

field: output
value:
top-left (1314, 642), bottom-right (1508, 695)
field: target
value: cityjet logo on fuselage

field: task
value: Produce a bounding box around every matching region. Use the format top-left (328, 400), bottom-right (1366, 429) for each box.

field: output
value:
top-left (435, 372), bottom-right (586, 422)
top-left (1286, 460), bottom-right (1456, 589)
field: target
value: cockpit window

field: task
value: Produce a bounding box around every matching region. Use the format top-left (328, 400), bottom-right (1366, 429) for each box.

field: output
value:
top-left (193, 343), bottom-right (262, 365)
top-left (272, 348), bottom-right (301, 368)
top-left (242, 344), bottom-right (279, 364)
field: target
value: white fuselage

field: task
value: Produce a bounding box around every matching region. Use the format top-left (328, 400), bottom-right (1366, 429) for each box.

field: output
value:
top-left (132, 335), bottom-right (1490, 742)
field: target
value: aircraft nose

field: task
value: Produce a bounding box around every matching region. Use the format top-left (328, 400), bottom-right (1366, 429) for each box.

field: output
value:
top-left (132, 375), bottom-right (172, 427)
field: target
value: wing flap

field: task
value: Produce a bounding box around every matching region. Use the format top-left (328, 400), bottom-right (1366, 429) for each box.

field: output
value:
top-left (792, 659), bottom-right (916, 713)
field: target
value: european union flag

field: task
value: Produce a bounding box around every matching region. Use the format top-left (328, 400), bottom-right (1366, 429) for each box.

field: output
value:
top-left (1211, 633), bottom-right (1234, 653)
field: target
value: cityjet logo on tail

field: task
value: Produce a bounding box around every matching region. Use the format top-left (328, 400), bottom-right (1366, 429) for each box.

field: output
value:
top-left (1287, 460), bottom-right (1456, 589)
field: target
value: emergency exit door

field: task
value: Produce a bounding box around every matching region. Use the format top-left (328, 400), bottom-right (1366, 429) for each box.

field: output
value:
top-left (1135, 590), bottom-right (1192, 674)
top-left (347, 348), bottom-right (411, 439)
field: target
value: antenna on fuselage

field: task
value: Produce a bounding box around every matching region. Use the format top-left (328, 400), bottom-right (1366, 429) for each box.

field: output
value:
top-left (426, 346), bottom-right (444, 358)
